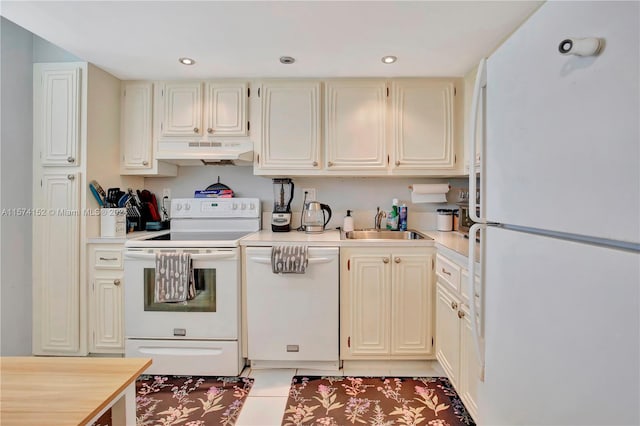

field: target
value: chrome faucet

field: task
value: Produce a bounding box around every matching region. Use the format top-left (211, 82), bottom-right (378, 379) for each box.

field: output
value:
top-left (374, 207), bottom-right (386, 230)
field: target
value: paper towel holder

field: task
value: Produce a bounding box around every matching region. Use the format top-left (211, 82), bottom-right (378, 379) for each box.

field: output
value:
top-left (408, 184), bottom-right (451, 190)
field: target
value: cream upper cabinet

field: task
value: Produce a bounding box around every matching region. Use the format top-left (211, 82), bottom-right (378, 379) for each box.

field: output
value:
top-left (120, 82), bottom-right (177, 176)
top-left (33, 172), bottom-right (80, 355)
top-left (159, 81), bottom-right (203, 137)
top-left (255, 80), bottom-right (321, 173)
top-left (204, 81), bottom-right (248, 136)
top-left (391, 80), bottom-right (457, 173)
top-left (34, 64), bottom-right (81, 167)
top-left (341, 247), bottom-right (435, 360)
top-left (157, 80), bottom-right (248, 139)
top-left (325, 80), bottom-right (388, 172)
top-left (121, 82), bottom-right (153, 170)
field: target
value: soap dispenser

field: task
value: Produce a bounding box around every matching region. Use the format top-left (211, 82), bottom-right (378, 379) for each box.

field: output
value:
top-left (343, 210), bottom-right (355, 233)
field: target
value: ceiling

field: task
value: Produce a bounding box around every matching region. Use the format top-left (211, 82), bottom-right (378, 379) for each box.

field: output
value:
top-left (1, 1), bottom-right (542, 80)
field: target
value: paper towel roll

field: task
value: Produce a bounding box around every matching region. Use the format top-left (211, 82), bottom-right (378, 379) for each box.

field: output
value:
top-left (410, 183), bottom-right (449, 203)
top-left (411, 184), bottom-right (450, 194)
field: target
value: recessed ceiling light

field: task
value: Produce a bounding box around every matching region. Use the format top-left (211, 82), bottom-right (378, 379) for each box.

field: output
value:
top-left (178, 57), bottom-right (196, 65)
top-left (382, 55), bottom-right (397, 64)
top-left (280, 56), bottom-right (295, 64)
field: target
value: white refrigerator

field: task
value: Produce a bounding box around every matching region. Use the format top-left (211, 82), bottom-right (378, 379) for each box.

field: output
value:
top-left (467, 2), bottom-right (640, 425)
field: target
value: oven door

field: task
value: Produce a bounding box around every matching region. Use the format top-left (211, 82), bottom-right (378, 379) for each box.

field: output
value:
top-left (124, 248), bottom-right (239, 339)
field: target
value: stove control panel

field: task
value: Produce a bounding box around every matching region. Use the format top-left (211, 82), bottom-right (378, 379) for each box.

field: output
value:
top-left (171, 198), bottom-right (260, 218)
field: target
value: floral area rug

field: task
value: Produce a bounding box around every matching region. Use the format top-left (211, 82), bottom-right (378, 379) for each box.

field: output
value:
top-left (135, 375), bottom-right (254, 426)
top-left (282, 376), bottom-right (475, 426)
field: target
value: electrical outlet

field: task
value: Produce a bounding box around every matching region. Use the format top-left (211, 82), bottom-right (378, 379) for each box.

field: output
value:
top-left (162, 188), bottom-right (171, 200)
top-left (302, 188), bottom-right (316, 202)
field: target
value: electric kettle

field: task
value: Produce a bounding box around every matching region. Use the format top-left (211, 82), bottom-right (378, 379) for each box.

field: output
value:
top-left (302, 201), bottom-right (332, 233)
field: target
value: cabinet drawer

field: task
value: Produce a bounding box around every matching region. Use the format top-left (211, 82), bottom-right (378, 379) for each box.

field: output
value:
top-left (436, 254), bottom-right (461, 293)
top-left (94, 249), bottom-right (123, 269)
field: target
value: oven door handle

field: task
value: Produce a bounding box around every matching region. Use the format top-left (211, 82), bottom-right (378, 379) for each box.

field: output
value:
top-left (125, 252), bottom-right (237, 261)
top-left (249, 256), bottom-right (334, 265)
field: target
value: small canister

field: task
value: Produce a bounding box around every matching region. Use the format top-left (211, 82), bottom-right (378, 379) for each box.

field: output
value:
top-left (452, 209), bottom-right (459, 231)
top-left (436, 209), bottom-right (453, 231)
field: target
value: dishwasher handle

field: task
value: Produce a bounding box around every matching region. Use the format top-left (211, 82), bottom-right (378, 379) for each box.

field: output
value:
top-left (248, 256), bottom-right (334, 265)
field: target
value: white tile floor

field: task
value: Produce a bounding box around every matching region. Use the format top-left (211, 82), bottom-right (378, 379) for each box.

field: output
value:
top-left (235, 361), bottom-right (446, 425)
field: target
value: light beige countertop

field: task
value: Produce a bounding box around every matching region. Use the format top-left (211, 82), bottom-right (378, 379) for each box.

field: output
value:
top-left (87, 230), bottom-right (167, 244)
top-left (240, 229), bottom-right (436, 247)
top-left (240, 230), bottom-right (342, 246)
top-left (423, 230), bottom-right (480, 263)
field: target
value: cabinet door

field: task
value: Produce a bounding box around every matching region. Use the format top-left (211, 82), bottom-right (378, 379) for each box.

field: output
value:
top-left (391, 253), bottom-right (434, 355)
top-left (91, 275), bottom-right (124, 353)
top-left (392, 80), bottom-right (456, 170)
top-left (343, 252), bottom-right (391, 356)
top-left (121, 82), bottom-right (153, 170)
top-left (35, 65), bottom-right (81, 166)
top-left (33, 172), bottom-right (80, 355)
top-left (161, 82), bottom-right (202, 136)
top-left (435, 282), bottom-right (461, 387)
top-left (459, 306), bottom-right (480, 422)
top-left (258, 81), bottom-right (321, 171)
top-left (325, 80), bottom-right (387, 171)
top-left (204, 82), bottom-right (247, 136)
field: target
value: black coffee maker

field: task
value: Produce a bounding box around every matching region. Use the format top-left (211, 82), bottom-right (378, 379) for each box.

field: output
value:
top-left (271, 178), bottom-right (294, 232)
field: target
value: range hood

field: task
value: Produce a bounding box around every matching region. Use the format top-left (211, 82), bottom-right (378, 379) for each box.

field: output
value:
top-left (156, 140), bottom-right (254, 166)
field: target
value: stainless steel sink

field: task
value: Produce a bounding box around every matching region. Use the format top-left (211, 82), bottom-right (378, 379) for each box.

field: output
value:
top-left (344, 229), bottom-right (430, 240)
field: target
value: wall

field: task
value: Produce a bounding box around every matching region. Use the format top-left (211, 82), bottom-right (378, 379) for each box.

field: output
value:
top-left (1, 17), bottom-right (34, 355)
top-left (144, 166), bottom-right (468, 231)
top-left (0, 18), bottom-right (82, 355)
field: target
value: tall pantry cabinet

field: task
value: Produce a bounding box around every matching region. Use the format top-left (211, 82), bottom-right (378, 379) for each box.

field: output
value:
top-left (32, 62), bottom-right (142, 356)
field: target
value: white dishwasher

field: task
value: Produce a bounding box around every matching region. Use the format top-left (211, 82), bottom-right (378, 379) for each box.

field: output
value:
top-left (245, 246), bottom-right (339, 370)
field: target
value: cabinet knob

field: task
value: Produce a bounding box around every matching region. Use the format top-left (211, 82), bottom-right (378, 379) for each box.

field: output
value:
top-left (207, 128), bottom-right (214, 134)
top-left (194, 127), bottom-right (199, 133)
top-left (394, 257), bottom-right (401, 263)
top-left (451, 301), bottom-right (458, 310)
top-left (327, 161), bottom-right (334, 167)
top-left (312, 161), bottom-right (318, 167)
top-left (382, 257), bottom-right (390, 264)
top-left (142, 160), bottom-right (149, 166)
top-left (67, 156), bottom-right (75, 163)
top-left (113, 279), bottom-right (121, 286)
top-left (458, 310), bottom-right (466, 319)
top-left (67, 174), bottom-right (75, 180)
top-left (395, 160), bottom-right (400, 166)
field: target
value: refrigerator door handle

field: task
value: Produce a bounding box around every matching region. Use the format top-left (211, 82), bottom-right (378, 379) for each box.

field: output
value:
top-left (469, 58), bottom-right (487, 224)
top-left (469, 222), bottom-right (486, 381)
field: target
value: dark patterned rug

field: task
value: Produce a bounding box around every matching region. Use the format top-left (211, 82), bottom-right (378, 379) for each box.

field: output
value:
top-left (282, 376), bottom-right (475, 426)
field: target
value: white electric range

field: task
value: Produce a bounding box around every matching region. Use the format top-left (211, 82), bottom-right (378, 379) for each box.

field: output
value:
top-left (124, 197), bottom-right (260, 376)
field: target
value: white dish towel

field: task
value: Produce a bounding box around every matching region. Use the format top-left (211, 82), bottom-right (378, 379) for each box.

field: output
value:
top-left (271, 245), bottom-right (309, 274)
top-left (154, 252), bottom-right (195, 303)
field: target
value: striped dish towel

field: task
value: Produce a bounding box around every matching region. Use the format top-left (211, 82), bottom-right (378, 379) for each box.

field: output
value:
top-left (154, 252), bottom-right (195, 303)
top-left (271, 245), bottom-right (309, 274)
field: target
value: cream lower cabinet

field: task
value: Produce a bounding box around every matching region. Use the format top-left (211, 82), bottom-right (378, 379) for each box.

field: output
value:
top-left (32, 172), bottom-right (80, 355)
top-left (435, 252), bottom-right (480, 421)
top-left (341, 247), bottom-right (435, 359)
top-left (88, 244), bottom-right (124, 354)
